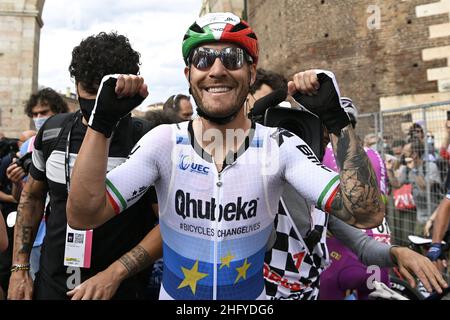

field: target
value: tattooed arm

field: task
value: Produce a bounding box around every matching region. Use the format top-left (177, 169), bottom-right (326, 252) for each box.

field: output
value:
top-left (328, 126), bottom-right (385, 228)
top-left (67, 225), bottom-right (162, 300)
top-left (287, 70), bottom-right (384, 228)
top-left (7, 177), bottom-right (47, 300)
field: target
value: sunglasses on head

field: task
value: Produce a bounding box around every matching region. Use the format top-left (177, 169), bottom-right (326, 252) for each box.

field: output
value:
top-left (189, 47), bottom-right (253, 71)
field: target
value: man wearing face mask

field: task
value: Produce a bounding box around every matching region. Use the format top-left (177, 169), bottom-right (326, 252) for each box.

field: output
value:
top-left (7, 32), bottom-right (158, 300)
top-left (3, 89), bottom-right (68, 293)
top-left (8, 88), bottom-right (69, 202)
top-left (5, 88), bottom-right (69, 288)
top-left (26, 88), bottom-right (69, 132)
top-left (7, 88), bottom-right (69, 201)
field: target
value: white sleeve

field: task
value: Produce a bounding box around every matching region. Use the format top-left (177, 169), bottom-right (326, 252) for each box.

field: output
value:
top-left (105, 124), bottom-right (171, 214)
top-left (277, 129), bottom-right (340, 213)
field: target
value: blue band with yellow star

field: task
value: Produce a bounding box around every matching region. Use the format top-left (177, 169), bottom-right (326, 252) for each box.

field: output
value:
top-left (162, 243), bottom-right (266, 300)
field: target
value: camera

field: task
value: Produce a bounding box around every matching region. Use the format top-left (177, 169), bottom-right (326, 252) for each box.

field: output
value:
top-left (15, 152), bottom-right (33, 174)
top-left (0, 138), bottom-right (19, 159)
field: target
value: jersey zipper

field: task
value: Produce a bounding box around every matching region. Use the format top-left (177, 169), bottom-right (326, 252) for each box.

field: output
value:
top-left (212, 163), bottom-right (234, 300)
top-left (212, 170), bottom-right (221, 300)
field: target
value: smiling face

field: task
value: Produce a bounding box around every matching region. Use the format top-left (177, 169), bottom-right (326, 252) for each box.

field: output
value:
top-left (185, 42), bottom-right (256, 120)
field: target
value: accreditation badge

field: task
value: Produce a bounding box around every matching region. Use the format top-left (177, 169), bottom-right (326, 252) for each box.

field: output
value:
top-left (63, 224), bottom-right (93, 268)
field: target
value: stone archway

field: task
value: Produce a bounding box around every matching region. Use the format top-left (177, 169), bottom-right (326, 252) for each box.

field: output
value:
top-left (0, 0), bottom-right (45, 137)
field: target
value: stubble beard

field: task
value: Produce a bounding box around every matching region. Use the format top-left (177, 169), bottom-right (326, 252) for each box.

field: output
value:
top-left (191, 82), bottom-right (250, 121)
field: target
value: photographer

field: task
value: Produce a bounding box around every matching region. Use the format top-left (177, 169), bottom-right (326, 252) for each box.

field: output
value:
top-left (7, 131), bottom-right (36, 202)
top-left (0, 132), bottom-right (35, 230)
top-left (7, 88), bottom-right (69, 202)
top-left (0, 133), bottom-right (32, 206)
top-left (5, 89), bottom-right (68, 288)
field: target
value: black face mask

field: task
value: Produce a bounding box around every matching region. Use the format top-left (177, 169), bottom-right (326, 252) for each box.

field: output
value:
top-left (78, 97), bottom-right (96, 121)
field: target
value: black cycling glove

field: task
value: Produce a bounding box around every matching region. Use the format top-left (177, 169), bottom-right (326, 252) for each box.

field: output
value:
top-left (292, 70), bottom-right (351, 135)
top-left (88, 75), bottom-right (145, 138)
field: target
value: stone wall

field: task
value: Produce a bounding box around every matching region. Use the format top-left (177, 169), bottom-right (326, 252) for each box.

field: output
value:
top-left (0, 0), bottom-right (45, 137)
top-left (200, 0), bottom-right (245, 17)
top-left (247, 0), bottom-right (450, 113)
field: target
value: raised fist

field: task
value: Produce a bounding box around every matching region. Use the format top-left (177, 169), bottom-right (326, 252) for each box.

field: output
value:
top-left (88, 74), bottom-right (148, 137)
top-left (288, 70), bottom-right (350, 135)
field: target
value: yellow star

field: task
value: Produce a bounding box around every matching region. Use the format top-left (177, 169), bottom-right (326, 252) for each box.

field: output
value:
top-left (220, 252), bottom-right (235, 270)
top-left (234, 258), bottom-right (251, 284)
top-left (177, 260), bottom-right (208, 295)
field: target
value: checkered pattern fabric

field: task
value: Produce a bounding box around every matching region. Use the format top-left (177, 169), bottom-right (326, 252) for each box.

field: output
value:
top-left (264, 199), bottom-right (329, 300)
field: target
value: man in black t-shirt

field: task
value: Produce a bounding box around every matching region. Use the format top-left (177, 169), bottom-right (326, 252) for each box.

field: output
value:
top-left (8, 32), bottom-right (160, 300)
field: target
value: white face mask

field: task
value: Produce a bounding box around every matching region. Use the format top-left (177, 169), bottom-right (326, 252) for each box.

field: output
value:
top-left (33, 117), bottom-right (50, 131)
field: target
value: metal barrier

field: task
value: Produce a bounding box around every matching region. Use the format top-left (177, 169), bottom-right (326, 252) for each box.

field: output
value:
top-left (358, 101), bottom-right (450, 246)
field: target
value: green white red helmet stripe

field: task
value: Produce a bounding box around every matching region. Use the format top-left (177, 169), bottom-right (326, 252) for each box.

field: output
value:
top-left (182, 12), bottom-right (258, 65)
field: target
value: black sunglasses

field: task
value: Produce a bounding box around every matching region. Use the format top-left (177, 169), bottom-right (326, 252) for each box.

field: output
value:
top-left (189, 47), bottom-right (253, 71)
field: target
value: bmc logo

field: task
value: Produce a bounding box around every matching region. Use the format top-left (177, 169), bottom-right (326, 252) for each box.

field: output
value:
top-left (179, 155), bottom-right (210, 175)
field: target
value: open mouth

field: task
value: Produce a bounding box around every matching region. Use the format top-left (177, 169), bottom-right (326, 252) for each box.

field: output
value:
top-left (205, 87), bottom-right (232, 94)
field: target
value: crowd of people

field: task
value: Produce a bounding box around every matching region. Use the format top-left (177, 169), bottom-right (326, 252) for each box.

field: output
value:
top-left (0, 12), bottom-right (448, 301)
top-left (367, 119), bottom-right (450, 246)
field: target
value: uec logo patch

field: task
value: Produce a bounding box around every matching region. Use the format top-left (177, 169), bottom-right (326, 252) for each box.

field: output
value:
top-left (179, 155), bottom-right (210, 175)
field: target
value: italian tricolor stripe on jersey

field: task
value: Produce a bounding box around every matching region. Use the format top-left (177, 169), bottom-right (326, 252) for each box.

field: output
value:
top-left (106, 179), bottom-right (127, 214)
top-left (317, 175), bottom-right (340, 212)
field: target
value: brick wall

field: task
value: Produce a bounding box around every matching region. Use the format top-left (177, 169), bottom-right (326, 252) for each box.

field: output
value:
top-left (247, 0), bottom-right (450, 113)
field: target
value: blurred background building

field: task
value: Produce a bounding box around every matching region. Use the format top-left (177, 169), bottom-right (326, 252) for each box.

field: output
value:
top-left (0, 0), bottom-right (45, 137)
top-left (246, 0), bottom-right (450, 113)
top-left (200, 0), bottom-right (245, 18)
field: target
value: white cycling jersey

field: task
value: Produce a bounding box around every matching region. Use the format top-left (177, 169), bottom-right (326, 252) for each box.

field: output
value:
top-left (106, 121), bottom-right (339, 300)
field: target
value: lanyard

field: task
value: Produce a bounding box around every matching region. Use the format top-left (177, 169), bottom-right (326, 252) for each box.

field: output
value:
top-left (65, 112), bottom-right (81, 194)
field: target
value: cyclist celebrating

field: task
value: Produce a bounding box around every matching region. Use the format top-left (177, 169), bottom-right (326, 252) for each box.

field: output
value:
top-left (67, 12), bottom-right (385, 300)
